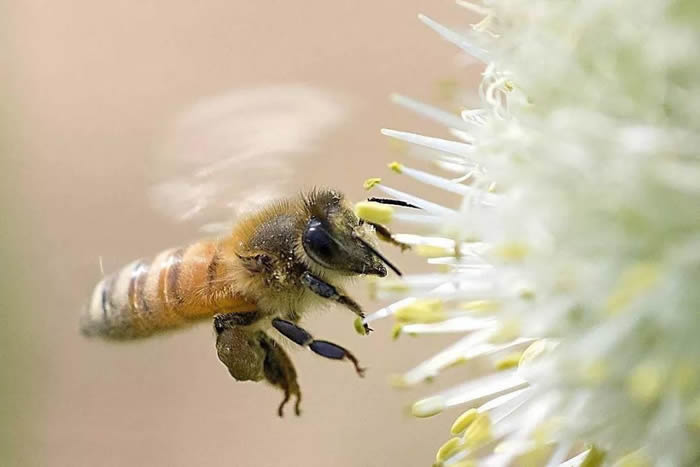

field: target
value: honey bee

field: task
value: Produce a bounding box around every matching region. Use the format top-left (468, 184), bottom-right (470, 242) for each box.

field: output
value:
top-left (81, 188), bottom-right (409, 416)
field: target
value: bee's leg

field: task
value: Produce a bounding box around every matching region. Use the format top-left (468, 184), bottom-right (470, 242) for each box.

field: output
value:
top-left (366, 221), bottom-right (411, 252)
top-left (300, 271), bottom-right (372, 333)
top-left (258, 333), bottom-right (302, 417)
top-left (215, 313), bottom-right (266, 383)
top-left (271, 318), bottom-right (366, 377)
top-left (215, 312), bottom-right (302, 417)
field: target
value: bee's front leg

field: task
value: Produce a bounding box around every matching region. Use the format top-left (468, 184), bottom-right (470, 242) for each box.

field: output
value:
top-left (300, 271), bottom-right (372, 333)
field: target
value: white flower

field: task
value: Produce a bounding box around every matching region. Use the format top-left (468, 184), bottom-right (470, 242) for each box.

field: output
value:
top-left (356, 1), bottom-right (700, 465)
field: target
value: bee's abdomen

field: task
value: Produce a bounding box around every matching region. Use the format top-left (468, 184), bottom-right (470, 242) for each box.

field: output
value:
top-left (80, 241), bottom-right (250, 339)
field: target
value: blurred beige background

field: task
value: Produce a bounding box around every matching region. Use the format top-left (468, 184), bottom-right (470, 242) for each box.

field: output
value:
top-left (3, 1), bottom-right (480, 466)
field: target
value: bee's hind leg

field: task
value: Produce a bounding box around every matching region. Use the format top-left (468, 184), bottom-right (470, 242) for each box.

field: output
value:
top-left (214, 312), bottom-right (302, 417)
top-left (258, 333), bottom-right (302, 417)
top-left (215, 312), bottom-right (266, 383)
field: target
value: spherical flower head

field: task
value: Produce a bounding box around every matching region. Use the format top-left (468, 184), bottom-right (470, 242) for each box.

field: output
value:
top-left (360, 1), bottom-right (700, 465)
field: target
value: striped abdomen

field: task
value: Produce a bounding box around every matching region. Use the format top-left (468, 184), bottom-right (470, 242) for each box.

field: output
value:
top-left (80, 240), bottom-right (255, 339)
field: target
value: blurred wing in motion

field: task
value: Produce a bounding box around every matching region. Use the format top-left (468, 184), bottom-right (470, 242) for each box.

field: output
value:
top-left (150, 84), bottom-right (348, 232)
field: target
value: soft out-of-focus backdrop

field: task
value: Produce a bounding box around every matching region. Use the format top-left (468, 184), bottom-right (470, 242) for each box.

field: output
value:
top-left (4, 2), bottom-right (480, 466)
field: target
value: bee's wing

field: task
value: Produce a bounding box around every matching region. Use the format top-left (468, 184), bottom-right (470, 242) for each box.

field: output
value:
top-left (149, 84), bottom-right (349, 232)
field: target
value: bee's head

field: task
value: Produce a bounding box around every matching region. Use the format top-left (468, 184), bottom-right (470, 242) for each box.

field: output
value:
top-left (300, 189), bottom-right (398, 277)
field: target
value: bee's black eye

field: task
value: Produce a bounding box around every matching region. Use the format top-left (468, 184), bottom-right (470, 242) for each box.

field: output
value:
top-left (302, 218), bottom-right (338, 266)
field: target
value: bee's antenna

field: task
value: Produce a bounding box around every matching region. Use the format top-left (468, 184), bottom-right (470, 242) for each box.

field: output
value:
top-left (356, 237), bottom-right (402, 277)
top-left (367, 197), bottom-right (421, 209)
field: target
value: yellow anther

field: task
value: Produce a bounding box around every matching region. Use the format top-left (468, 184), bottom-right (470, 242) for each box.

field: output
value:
top-left (580, 445), bottom-right (606, 467)
top-left (353, 317), bottom-right (367, 336)
top-left (435, 437), bottom-right (461, 462)
top-left (673, 361), bottom-right (698, 393)
top-left (354, 201), bottom-right (394, 224)
top-left (581, 359), bottom-right (609, 385)
top-left (388, 161), bottom-right (403, 173)
top-left (446, 356), bottom-right (469, 369)
top-left (463, 413), bottom-right (491, 447)
top-left (391, 323), bottom-right (403, 340)
top-left (450, 461), bottom-right (475, 467)
top-left (605, 263), bottom-right (660, 314)
top-left (412, 396), bottom-right (446, 418)
top-left (495, 351), bottom-right (523, 371)
top-left (612, 450), bottom-right (651, 467)
top-left (533, 417), bottom-right (561, 445)
top-left (519, 288), bottom-right (536, 300)
top-left (379, 279), bottom-right (410, 293)
top-left (627, 362), bottom-right (663, 404)
top-left (489, 319), bottom-right (520, 344)
top-left (395, 299), bottom-right (446, 323)
top-left (451, 408), bottom-right (478, 435)
top-left (389, 374), bottom-right (408, 389)
top-left (492, 242), bottom-right (529, 261)
top-left (503, 80), bottom-right (514, 92)
top-left (415, 245), bottom-right (454, 258)
top-left (459, 300), bottom-right (500, 314)
top-left (518, 446), bottom-right (555, 467)
top-left (687, 396), bottom-right (700, 430)
top-left (494, 441), bottom-right (513, 454)
top-left (363, 178), bottom-right (382, 190)
top-left (519, 339), bottom-right (556, 369)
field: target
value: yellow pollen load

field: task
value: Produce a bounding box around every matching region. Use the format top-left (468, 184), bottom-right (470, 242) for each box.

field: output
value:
top-left (388, 161), bottom-right (403, 173)
top-left (451, 408), bottom-right (478, 435)
top-left (463, 413), bottom-right (491, 447)
top-left (354, 201), bottom-right (393, 225)
top-left (605, 262), bottom-right (660, 315)
top-left (495, 351), bottom-right (523, 370)
top-left (412, 395), bottom-right (446, 418)
top-left (363, 177), bottom-right (382, 190)
top-left (415, 245), bottom-right (455, 258)
top-left (435, 437), bottom-right (462, 462)
top-left (395, 299), bottom-right (446, 323)
top-left (492, 242), bottom-right (529, 262)
top-left (626, 362), bottom-right (663, 404)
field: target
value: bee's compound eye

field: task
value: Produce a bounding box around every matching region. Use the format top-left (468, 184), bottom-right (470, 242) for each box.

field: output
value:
top-left (302, 218), bottom-right (337, 266)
